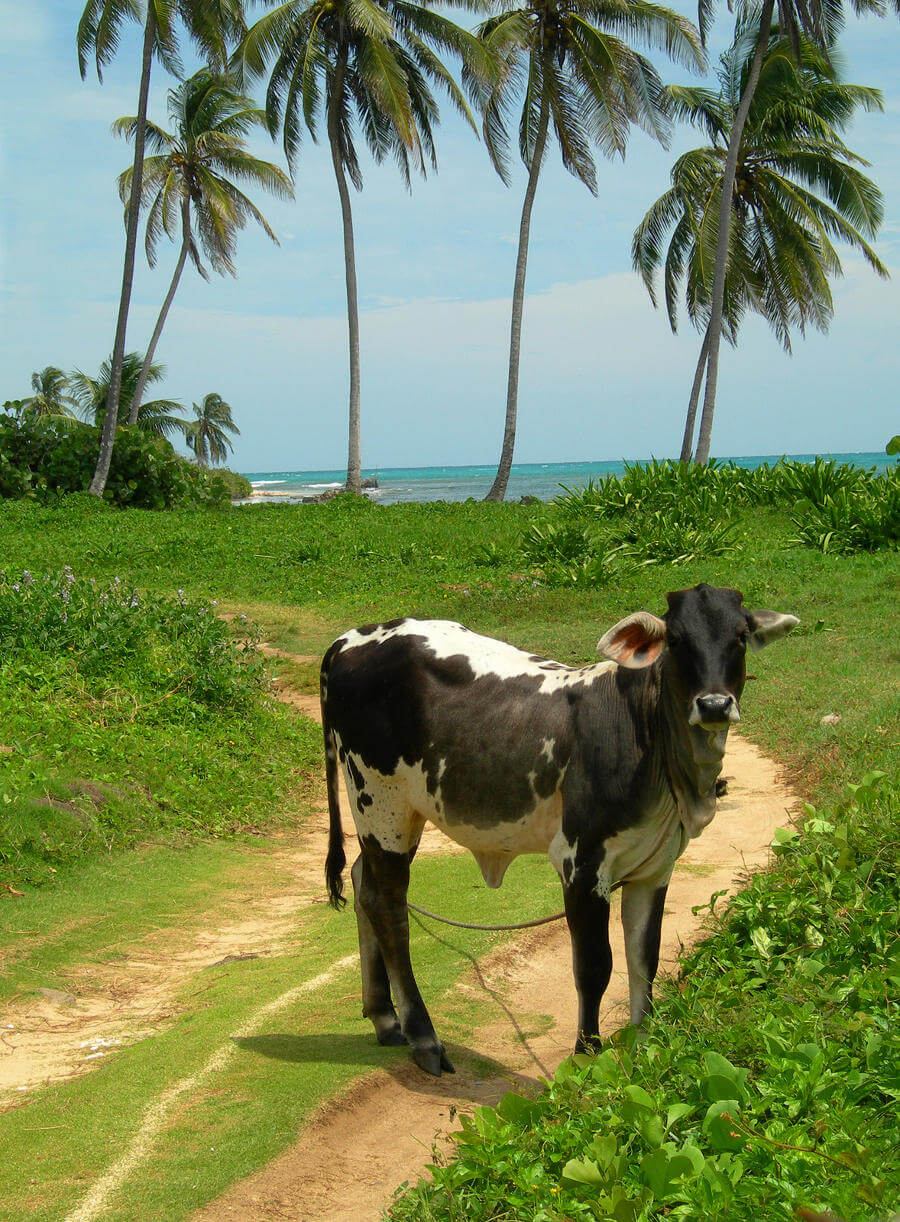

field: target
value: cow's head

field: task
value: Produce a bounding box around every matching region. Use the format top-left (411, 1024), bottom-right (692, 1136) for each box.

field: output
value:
top-left (598, 584), bottom-right (799, 728)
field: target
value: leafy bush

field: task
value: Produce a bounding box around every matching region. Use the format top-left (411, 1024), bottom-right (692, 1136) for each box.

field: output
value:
top-left (0, 568), bottom-right (265, 715)
top-left (391, 775), bottom-right (899, 1222)
top-left (0, 411), bottom-right (231, 509)
top-left (211, 467), bottom-right (253, 499)
top-left (790, 471), bottom-right (900, 553)
top-left (551, 459), bottom-right (898, 558)
top-left (0, 568), bottom-right (298, 887)
top-left (555, 460), bottom-right (745, 521)
top-left (520, 521), bottom-right (594, 566)
top-left (610, 509), bottom-right (739, 567)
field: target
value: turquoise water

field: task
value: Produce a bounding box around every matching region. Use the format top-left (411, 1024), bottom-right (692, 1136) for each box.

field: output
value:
top-left (240, 453), bottom-right (891, 506)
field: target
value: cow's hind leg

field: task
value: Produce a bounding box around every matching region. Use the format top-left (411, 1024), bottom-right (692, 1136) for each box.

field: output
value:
top-left (621, 878), bottom-right (668, 1026)
top-left (356, 835), bottom-right (454, 1076)
top-left (351, 854), bottom-right (406, 1046)
top-left (563, 858), bottom-right (613, 1054)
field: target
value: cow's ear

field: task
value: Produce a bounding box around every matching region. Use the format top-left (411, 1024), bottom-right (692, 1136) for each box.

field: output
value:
top-left (598, 612), bottom-right (667, 669)
top-left (745, 609), bottom-right (800, 652)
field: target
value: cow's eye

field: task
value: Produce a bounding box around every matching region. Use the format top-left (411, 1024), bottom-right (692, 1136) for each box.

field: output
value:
top-left (737, 629), bottom-right (749, 647)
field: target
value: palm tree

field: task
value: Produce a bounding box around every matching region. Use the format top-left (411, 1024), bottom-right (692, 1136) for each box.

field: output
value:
top-left (115, 69), bottom-right (294, 425)
top-left (474, 0), bottom-right (704, 502)
top-left (691, 0), bottom-right (898, 465)
top-left (22, 367), bottom-right (77, 420)
top-left (71, 353), bottom-right (188, 441)
top-left (633, 27), bottom-right (886, 461)
top-left (185, 392), bottom-right (240, 464)
top-left (77, 0), bottom-right (247, 498)
top-left (238, 0), bottom-right (484, 494)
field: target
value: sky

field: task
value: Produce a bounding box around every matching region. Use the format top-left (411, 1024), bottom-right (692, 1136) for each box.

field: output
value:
top-left (1, 1), bottom-right (898, 474)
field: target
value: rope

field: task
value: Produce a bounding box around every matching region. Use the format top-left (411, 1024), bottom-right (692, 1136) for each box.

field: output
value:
top-left (407, 901), bottom-right (566, 932)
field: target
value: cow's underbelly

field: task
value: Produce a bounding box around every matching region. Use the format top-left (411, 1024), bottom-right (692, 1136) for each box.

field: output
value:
top-left (338, 745), bottom-right (563, 887)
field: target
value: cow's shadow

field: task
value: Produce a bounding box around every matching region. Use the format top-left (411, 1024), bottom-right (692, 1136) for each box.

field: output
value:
top-left (233, 1031), bottom-right (541, 1101)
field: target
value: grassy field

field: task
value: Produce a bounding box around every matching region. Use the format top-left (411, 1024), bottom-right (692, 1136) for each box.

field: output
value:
top-left (0, 478), bottom-right (897, 1219)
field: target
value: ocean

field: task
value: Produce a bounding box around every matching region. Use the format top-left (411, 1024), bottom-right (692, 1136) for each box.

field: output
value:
top-left (240, 453), bottom-right (891, 506)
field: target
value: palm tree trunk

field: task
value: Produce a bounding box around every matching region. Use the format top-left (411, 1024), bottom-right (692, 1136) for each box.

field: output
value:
top-left (328, 45), bottom-right (362, 496)
top-left (484, 84), bottom-right (551, 503)
top-left (693, 0), bottom-right (774, 466)
top-left (89, 4), bottom-right (156, 496)
top-left (680, 325), bottom-right (710, 463)
top-left (129, 199), bottom-right (192, 426)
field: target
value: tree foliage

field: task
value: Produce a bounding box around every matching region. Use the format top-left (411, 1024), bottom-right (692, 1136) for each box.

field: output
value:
top-left (633, 27), bottom-right (886, 355)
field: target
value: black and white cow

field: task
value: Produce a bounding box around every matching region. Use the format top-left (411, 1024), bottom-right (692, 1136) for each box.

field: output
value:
top-left (321, 584), bottom-right (798, 1076)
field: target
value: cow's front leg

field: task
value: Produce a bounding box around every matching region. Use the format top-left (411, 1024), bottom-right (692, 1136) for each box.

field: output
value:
top-left (562, 861), bottom-right (613, 1054)
top-left (350, 854), bottom-right (406, 1046)
top-left (356, 835), bottom-right (454, 1076)
top-left (621, 878), bottom-right (668, 1026)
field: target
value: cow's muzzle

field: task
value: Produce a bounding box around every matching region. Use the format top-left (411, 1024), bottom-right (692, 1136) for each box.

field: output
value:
top-left (690, 693), bottom-right (740, 726)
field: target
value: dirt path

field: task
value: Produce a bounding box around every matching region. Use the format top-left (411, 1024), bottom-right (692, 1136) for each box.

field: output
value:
top-left (194, 735), bottom-right (797, 1222)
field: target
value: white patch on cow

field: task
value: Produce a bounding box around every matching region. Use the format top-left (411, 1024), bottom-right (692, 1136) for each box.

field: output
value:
top-left (549, 831), bottom-right (578, 883)
top-left (593, 791), bottom-right (685, 902)
top-left (540, 738), bottom-right (556, 763)
top-left (335, 619), bottom-right (616, 694)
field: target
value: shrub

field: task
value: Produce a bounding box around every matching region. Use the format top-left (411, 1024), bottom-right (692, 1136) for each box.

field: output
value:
top-left (555, 460), bottom-right (743, 521)
top-left (0, 568), bottom-right (265, 714)
top-left (790, 471), bottom-right (900, 553)
top-left (0, 411), bottom-right (230, 509)
top-left (610, 509), bottom-right (739, 567)
top-left (211, 467), bottom-right (253, 499)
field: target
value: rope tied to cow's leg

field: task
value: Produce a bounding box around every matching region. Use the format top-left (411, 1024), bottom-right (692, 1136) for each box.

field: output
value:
top-left (406, 901), bottom-right (566, 932)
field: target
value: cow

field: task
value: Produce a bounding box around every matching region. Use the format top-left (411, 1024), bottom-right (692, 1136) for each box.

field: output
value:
top-left (321, 584), bottom-right (798, 1076)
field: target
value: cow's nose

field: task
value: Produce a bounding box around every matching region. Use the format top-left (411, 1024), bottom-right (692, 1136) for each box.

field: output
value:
top-left (692, 693), bottom-right (740, 725)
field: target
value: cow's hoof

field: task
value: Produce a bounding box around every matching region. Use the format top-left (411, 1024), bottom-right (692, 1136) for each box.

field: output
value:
top-left (376, 1025), bottom-right (408, 1047)
top-left (574, 1035), bottom-right (602, 1056)
top-left (413, 1043), bottom-right (455, 1076)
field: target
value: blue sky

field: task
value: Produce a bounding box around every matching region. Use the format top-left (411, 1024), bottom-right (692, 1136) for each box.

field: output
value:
top-left (1, 1), bottom-right (898, 474)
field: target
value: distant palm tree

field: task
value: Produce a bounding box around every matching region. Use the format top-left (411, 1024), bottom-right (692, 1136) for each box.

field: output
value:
top-left (71, 353), bottom-right (188, 441)
top-left (633, 26), bottom-right (886, 460)
top-left (23, 367), bottom-right (77, 420)
top-left (690, 0), bottom-right (898, 466)
top-left (77, 0), bottom-right (247, 497)
top-left (185, 392), bottom-right (240, 465)
top-left (239, 0), bottom-right (483, 494)
top-left (473, 0), bottom-right (704, 501)
top-left (115, 68), bottom-right (293, 425)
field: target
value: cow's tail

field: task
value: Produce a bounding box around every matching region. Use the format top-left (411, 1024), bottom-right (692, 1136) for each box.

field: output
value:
top-left (322, 653), bottom-right (347, 909)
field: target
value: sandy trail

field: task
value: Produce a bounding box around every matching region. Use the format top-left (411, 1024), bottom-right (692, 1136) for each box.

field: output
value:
top-left (194, 735), bottom-right (797, 1222)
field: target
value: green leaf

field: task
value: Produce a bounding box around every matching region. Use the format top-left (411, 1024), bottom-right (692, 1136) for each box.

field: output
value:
top-left (665, 1102), bottom-right (695, 1129)
top-left (624, 1083), bottom-right (656, 1110)
top-left (750, 927), bottom-right (773, 959)
top-left (495, 1091), bottom-right (541, 1125)
top-left (701, 1073), bottom-right (744, 1102)
top-left (590, 1133), bottom-right (620, 1170)
top-left (561, 1157), bottom-right (607, 1187)
top-left (703, 1100), bottom-right (745, 1151)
